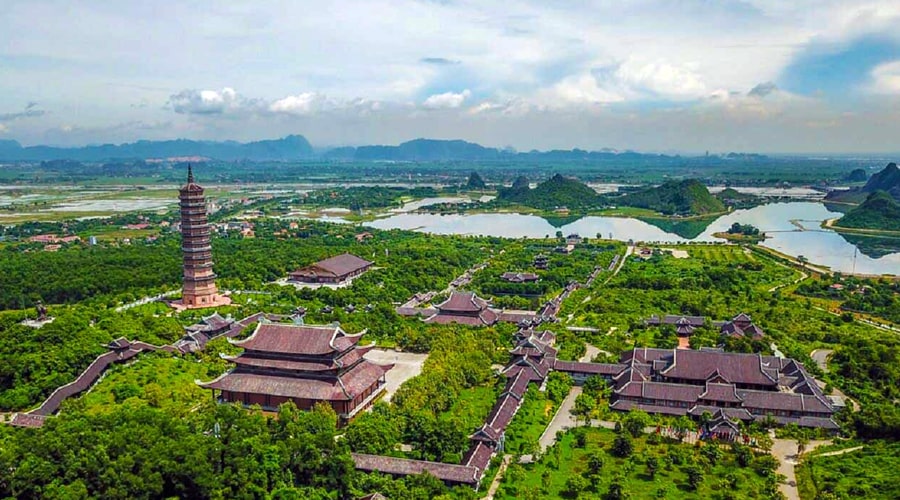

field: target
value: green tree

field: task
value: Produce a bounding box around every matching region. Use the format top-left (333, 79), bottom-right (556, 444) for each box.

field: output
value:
top-left (685, 465), bottom-right (704, 490)
top-left (622, 409), bottom-right (651, 438)
top-left (611, 434), bottom-right (633, 458)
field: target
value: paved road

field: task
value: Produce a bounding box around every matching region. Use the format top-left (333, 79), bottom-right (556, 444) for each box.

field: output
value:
top-left (772, 437), bottom-right (831, 500)
top-left (580, 343), bottom-right (612, 362)
top-left (363, 350), bottom-right (428, 402)
top-left (810, 349), bottom-right (833, 373)
top-left (538, 387), bottom-right (582, 451)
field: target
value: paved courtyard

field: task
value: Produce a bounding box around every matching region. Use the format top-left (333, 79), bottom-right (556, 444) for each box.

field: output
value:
top-left (364, 349), bottom-right (428, 402)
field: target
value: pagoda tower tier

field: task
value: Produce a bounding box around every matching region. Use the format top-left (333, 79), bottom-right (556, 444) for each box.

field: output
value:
top-left (175, 165), bottom-right (230, 309)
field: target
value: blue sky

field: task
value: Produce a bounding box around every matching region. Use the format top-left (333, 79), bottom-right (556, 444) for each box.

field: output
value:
top-left (1, 0), bottom-right (899, 153)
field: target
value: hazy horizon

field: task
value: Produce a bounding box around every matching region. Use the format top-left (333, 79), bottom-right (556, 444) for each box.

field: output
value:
top-left (2, 1), bottom-right (900, 153)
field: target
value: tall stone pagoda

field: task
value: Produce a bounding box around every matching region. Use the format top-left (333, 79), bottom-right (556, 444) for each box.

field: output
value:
top-left (178, 165), bottom-right (230, 309)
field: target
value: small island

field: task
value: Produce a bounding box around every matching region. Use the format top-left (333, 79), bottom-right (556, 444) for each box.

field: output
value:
top-left (714, 222), bottom-right (766, 242)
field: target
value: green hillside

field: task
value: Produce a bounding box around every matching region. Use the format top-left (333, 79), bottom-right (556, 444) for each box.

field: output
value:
top-left (834, 191), bottom-right (900, 232)
top-left (617, 179), bottom-right (725, 215)
top-left (497, 173), bottom-right (601, 211)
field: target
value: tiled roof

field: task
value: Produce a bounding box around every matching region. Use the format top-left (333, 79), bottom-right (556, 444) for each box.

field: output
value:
top-left (647, 315), bottom-right (706, 326)
top-left (291, 253), bottom-right (372, 279)
top-left (485, 394), bottom-right (521, 433)
top-left (228, 346), bottom-right (371, 372)
top-left (232, 323), bottom-right (363, 355)
top-left (9, 413), bottom-right (48, 428)
top-left (200, 361), bottom-right (388, 401)
top-left (699, 382), bottom-right (743, 403)
top-left (609, 400), bottom-right (688, 416)
top-left (738, 391), bottom-right (833, 413)
top-left (640, 382), bottom-right (704, 402)
top-left (435, 291), bottom-right (490, 313)
top-left (554, 360), bottom-right (625, 376)
top-left (351, 454), bottom-right (480, 485)
top-left (659, 350), bottom-right (778, 387)
top-left (504, 371), bottom-right (532, 399)
top-left (690, 405), bottom-right (754, 421)
top-left (463, 442), bottom-right (494, 470)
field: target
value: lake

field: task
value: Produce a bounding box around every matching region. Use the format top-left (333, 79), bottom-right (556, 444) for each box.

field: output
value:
top-left (361, 202), bottom-right (900, 275)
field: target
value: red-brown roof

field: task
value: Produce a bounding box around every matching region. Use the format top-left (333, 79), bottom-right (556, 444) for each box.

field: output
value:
top-left (291, 253), bottom-right (372, 279)
top-left (554, 361), bottom-right (625, 376)
top-left (351, 454), bottom-right (480, 485)
top-left (658, 350), bottom-right (778, 387)
top-left (200, 360), bottom-right (388, 401)
top-left (228, 346), bottom-right (371, 372)
top-left (232, 323), bottom-right (363, 356)
top-left (485, 394), bottom-right (521, 432)
top-left (463, 442), bottom-right (494, 470)
top-left (434, 291), bottom-right (490, 313)
top-left (699, 382), bottom-right (743, 403)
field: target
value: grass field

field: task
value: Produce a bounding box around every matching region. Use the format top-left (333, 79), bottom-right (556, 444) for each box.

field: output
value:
top-left (796, 441), bottom-right (900, 499)
top-left (497, 427), bottom-right (780, 499)
top-left (503, 386), bottom-right (556, 455)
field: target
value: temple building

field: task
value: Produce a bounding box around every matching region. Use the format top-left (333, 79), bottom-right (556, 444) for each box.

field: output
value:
top-left (500, 272), bottom-right (540, 283)
top-left (197, 321), bottom-right (392, 419)
top-left (424, 291), bottom-right (499, 326)
top-left (178, 165), bottom-right (230, 309)
top-left (561, 347), bottom-right (838, 430)
top-left (718, 313), bottom-right (766, 340)
top-left (289, 253), bottom-right (373, 284)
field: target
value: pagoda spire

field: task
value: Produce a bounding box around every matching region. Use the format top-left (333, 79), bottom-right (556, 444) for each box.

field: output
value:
top-left (187, 163), bottom-right (194, 184)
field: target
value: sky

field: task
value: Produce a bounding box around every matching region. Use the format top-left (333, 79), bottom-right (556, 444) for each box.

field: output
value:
top-left (1, 0), bottom-right (900, 153)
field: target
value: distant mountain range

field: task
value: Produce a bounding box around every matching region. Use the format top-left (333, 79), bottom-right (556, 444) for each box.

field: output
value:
top-left (0, 135), bottom-right (314, 161)
top-left (331, 138), bottom-right (680, 162)
top-left (0, 135), bottom-right (736, 162)
top-left (826, 163), bottom-right (900, 203)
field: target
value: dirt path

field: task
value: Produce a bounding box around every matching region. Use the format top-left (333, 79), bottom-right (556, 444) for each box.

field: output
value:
top-left (816, 445), bottom-right (864, 458)
top-left (482, 454), bottom-right (512, 499)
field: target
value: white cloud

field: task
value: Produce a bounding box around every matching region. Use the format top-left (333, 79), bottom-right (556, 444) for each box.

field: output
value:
top-left (0, 123), bottom-right (8, 133)
top-left (547, 73), bottom-right (625, 105)
top-left (614, 59), bottom-right (707, 99)
top-left (871, 60), bottom-right (900, 94)
top-left (4, 1), bottom-right (900, 151)
top-left (169, 87), bottom-right (244, 114)
top-left (422, 90), bottom-right (471, 109)
top-left (269, 92), bottom-right (326, 115)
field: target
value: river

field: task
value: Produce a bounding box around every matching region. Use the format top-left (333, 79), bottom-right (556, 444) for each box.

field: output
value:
top-left (358, 202), bottom-right (900, 275)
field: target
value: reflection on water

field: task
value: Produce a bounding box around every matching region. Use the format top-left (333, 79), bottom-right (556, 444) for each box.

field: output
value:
top-left (361, 202), bottom-right (900, 275)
